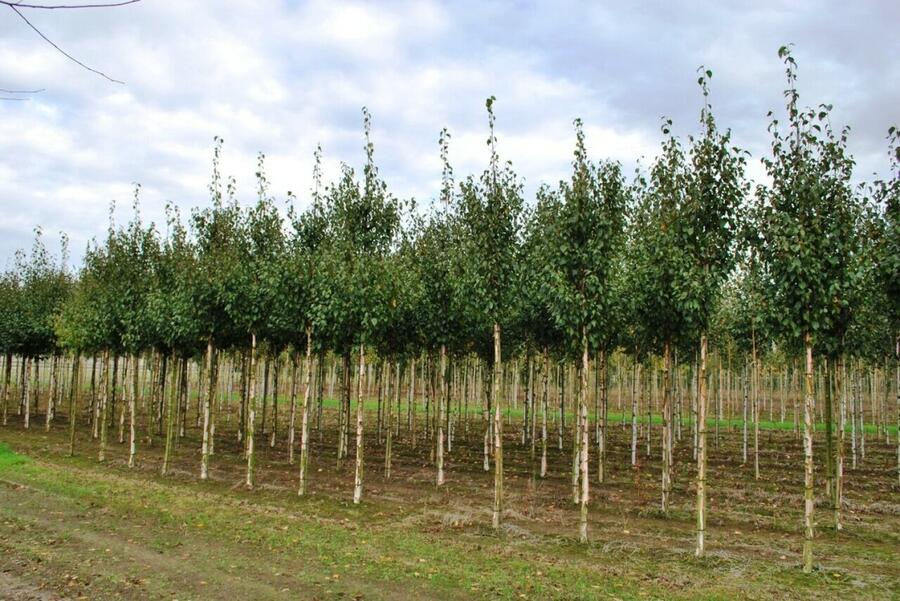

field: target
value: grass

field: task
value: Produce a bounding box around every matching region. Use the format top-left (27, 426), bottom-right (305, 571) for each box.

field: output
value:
top-left (0, 442), bottom-right (26, 468)
top-left (0, 405), bottom-right (897, 600)
top-left (201, 392), bottom-right (897, 436)
top-left (0, 441), bottom-right (658, 599)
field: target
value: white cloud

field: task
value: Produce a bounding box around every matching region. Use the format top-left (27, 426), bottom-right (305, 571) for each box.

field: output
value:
top-left (0, 0), bottom-right (896, 264)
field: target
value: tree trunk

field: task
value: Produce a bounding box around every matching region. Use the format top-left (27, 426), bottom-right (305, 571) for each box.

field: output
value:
top-left (558, 364), bottom-right (565, 451)
top-left (597, 349), bottom-right (607, 484)
top-left (491, 323), bottom-right (504, 530)
top-left (298, 327), bottom-right (313, 495)
top-left (128, 354), bottom-right (138, 468)
top-left (661, 341), bottom-right (672, 513)
top-left (834, 356), bottom-right (844, 530)
top-left (385, 360), bottom-right (398, 480)
top-left (270, 355), bottom-right (280, 449)
top-left (885, 336), bottom-right (900, 482)
top-left (742, 364), bottom-right (749, 464)
top-left (288, 350), bottom-right (299, 465)
top-left (158, 354), bottom-right (168, 444)
top-left (407, 357), bottom-right (415, 438)
top-left (695, 333), bottom-right (708, 557)
top-left (896, 336), bottom-right (899, 486)
top-left (802, 333), bottom-right (815, 573)
top-left (2, 353), bottom-right (11, 426)
top-left (18, 357), bottom-right (25, 418)
top-left (353, 342), bottom-right (366, 504)
top-left (579, 330), bottom-right (590, 542)
top-left (161, 353), bottom-right (176, 475)
top-left (23, 357), bottom-right (32, 430)
top-left (68, 353), bottom-right (80, 456)
top-left (200, 339), bottom-right (216, 479)
top-left (45, 354), bottom-right (57, 431)
top-left (483, 358), bottom-right (491, 472)
top-left (315, 353), bottom-right (325, 439)
top-left (752, 333), bottom-right (760, 480)
top-left (632, 361), bottom-right (640, 467)
top-left (571, 366), bottom-right (580, 504)
top-left (824, 355), bottom-right (835, 497)
top-left (540, 349), bottom-right (549, 478)
top-left (646, 367), bottom-right (653, 458)
top-left (97, 352), bottom-right (110, 460)
top-left (261, 356), bottom-right (270, 435)
top-left (237, 351), bottom-right (246, 445)
top-left (437, 345), bottom-right (447, 486)
top-left (376, 362), bottom-right (384, 445)
top-left (859, 366), bottom-right (866, 461)
top-left (245, 333), bottom-right (258, 488)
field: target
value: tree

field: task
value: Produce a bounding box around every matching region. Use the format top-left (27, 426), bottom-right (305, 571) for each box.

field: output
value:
top-left (519, 185), bottom-right (564, 479)
top-left (147, 204), bottom-right (199, 475)
top-left (322, 108), bottom-right (400, 503)
top-left (279, 145), bottom-right (331, 494)
top-left (547, 119), bottom-right (627, 541)
top-left (413, 128), bottom-right (468, 486)
top-left (229, 154), bottom-right (284, 489)
top-left (757, 46), bottom-right (860, 572)
top-left (57, 213), bottom-right (125, 462)
top-left (0, 268), bottom-right (22, 426)
top-left (866, 127), bottom-right (899, 485)
top-left (457, 96), bottom-right (525, 530)
top-left (628, 123), bottom-right (690, 516)
top-left (11, 229), bottom-right (72, 431)
top-left (107, 187), bottom-right (159, 467)
top-left (191, 137), bottom-right (248, 479)
top-left (680, 70), bottom-right (747, 557)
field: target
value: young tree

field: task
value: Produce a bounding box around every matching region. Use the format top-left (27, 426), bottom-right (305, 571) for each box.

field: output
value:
top-left (681, 70), bottom-right (747, 557)
top-left (0, 268), bottom-right (22, 426)
top-left (457, 97), bottom-right (525, 530)
top-left (873, 128), bottom-right (899, 485)
top-left (520, 186), bottom-right (565, 479)
top-left (413, 128), bottom-right (468, 486)
top-left (57, 215), bottom-right (123, 461)
top-left (757, 46), bottom-right (860, 572)
top-left (548, 119), bottom-right (627, 541)
top-left (322, 108), bottom-right (400, 503)
top-left (229, 154), bottom-right (284, 489)
top-left (279, 145), bottom-right (330, 495)
top-left (15, 230), bottom-right (72, 430)
top-left (191, 138), bottom-right (246, 480)
top-left (113, 188), bottom-right (159, 468)
top-left (628, 125), bottom-right (690, 515)
top-left (147, 204), bottom-right (199, 476)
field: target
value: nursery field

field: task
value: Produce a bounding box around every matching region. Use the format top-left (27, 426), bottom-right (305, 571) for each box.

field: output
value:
top-left (0, 33), bottom-right (898, 601)
top-left (1, 405), bottom-right (898, 601)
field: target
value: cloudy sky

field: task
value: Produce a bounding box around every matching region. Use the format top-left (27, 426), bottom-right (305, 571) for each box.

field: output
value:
top-left (1, 0), bottom-right (897, 266)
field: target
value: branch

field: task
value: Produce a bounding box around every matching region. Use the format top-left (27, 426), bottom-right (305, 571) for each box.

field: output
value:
top-left (7, 2), bottom-right (126, 84)
top-left (0, 87), bottom-right (45, 93)
top-left (0, 1), bottom-right (140, 8)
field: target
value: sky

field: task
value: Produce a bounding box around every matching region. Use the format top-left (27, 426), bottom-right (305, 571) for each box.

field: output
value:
top-left (1, 0), bottom-right (897, 267)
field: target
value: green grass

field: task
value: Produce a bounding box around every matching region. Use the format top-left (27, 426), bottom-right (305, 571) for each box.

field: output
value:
top-left (0, 442), bottom-right (27, 468)
top-left (1, 422), bottom-right (896, 600)
top-left (0, 445), bottom-right (662, 600)
top-left (52, 374), bottom-right (894, 436)
top-left (305, 396), bottom-right (896, 435)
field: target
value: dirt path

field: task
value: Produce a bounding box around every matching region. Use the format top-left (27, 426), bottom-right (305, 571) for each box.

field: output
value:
top-left (0, 570), bottom-right (66, 601)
